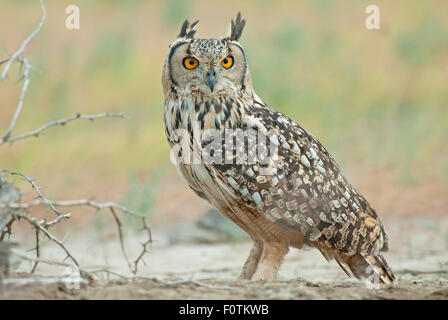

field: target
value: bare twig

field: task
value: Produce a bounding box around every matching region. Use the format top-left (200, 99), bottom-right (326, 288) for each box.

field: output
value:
top-left (0, 2), bottom-right (126, 147)
top-left (76, 268), bottom-right (236, 290)
top-left (0, 197), bottom-right (144, 229)
top-left (0, 170), bottom-right (68, 220)
top-left (3, 276), bottom-right (89, 286)
top-left (1, 58), bottom-right (31, 143)
top-left (14, 212), bottom-right (79, 267)
top-left (0, 0), bottom-right (46, 143)
top-left (0, 112), bottom-right (128, 146)
top-left (84, 268), bottom-right (129, 281)
top-left (110, 208), bottom-right (133, 273)
top-left (0, 175), bottom-right (151, 274)
top-left (12, 250), bottom-right (86, 272)
top-left (148, 275), bottom-right (236, 291)
top-left (0, 0), bottom-right (152, 280)
top-left (0, 198), bottom-right (142, 217)
top-left (30, 229), bottom-right (40, 273)
top-left (11, 251), bottom-right (231, 291)
top-left (9, 250), bottom-right (91, 282)
top-left (133, 218), bottom-right (152, 274)
top-left (0, 0), bottom-right (46, 82)
top-left (0, 217), bottom-right (15, 241)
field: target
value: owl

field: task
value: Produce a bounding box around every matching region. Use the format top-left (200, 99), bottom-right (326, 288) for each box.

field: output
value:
top-left (162, 13), bottom-right (395, 284)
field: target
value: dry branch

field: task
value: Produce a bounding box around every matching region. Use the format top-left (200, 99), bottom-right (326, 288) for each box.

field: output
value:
top-left (10, 250), bottom-right (234, 291)
top-left (0, 58), bottom-right (31, 144)
top-left (0, 0), bottom-right (46, 82)
top-left (0, 0), bottom-right (126, 147)
top-left (0, 0), bottom-right (152, 281)
top-left (14, 212), bottom-right (80, 267)
top-left (0, 0), bottom-right (46, 143)
top-left (0, 112), bottom-right (128, 146)
top-left (133, 219), bottom-right (152, 274)
top-left (0, 170), bottom-right (68, 220)
top-left (110, 207), bottom-right (133, 272)
top-left (0, 171), bottom-right (152, 274)
top-left (146, 276), bottom-right (236, 291)
top-left (3, 276), bottom-right (89, 287)
top-left (0, 198), bottom-right (143, 217)
top-left (30, 229), bottom-right (40, 273)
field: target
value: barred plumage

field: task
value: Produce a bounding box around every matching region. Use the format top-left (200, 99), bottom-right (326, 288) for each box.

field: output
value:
top-left (162, 13), bottom-right (395, 284)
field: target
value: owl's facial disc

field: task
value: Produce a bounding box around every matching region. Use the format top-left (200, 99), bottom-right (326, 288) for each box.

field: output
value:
top-left (167, 38), bottom-right (247, 96)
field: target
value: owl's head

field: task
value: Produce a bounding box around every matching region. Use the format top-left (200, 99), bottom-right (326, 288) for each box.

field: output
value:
top-left (162, 13), bottom-right (252, 98)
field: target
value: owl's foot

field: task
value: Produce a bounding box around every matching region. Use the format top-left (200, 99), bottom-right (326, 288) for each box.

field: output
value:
top-left (237, 239), bottom-right (263, 280)
top-left (252, 269), bottom-right (277, 281)
top-left (252, 242), bottom-right (289, 281)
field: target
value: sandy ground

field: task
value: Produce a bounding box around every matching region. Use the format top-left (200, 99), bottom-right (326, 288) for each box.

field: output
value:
top-left (1, 214), bottom-right (447, 300)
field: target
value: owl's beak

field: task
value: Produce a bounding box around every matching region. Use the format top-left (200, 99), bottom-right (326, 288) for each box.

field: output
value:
top-left (207, 69), bottom-right (216, 92)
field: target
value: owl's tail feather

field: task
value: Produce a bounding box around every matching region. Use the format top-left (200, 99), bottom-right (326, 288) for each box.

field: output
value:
top-left (342, 253), bottom-right (395, 284)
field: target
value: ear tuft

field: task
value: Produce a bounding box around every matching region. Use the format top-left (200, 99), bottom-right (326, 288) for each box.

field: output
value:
top-left (178, 19), bottom-right (199, 39)
top-left (229, 12), bottom-right (246, 41)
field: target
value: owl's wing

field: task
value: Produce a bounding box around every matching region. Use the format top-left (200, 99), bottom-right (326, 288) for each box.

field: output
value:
top-left (208, 105), bottom-right (389, 257)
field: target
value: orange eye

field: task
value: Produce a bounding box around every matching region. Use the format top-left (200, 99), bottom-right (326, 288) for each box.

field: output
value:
top-left (221, 56), bottom-right (234, 69)
top-left (183, 57), bottom-right (199, 69)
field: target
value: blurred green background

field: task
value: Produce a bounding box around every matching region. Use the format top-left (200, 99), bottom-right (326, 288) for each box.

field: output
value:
top-left (1, 0), bottom-right (447, 224)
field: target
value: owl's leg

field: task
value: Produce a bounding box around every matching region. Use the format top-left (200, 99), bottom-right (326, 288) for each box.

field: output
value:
top-left (252, 242), bottom-right (289, 281)
top-left (238, 238), bottom-right (263, 280)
